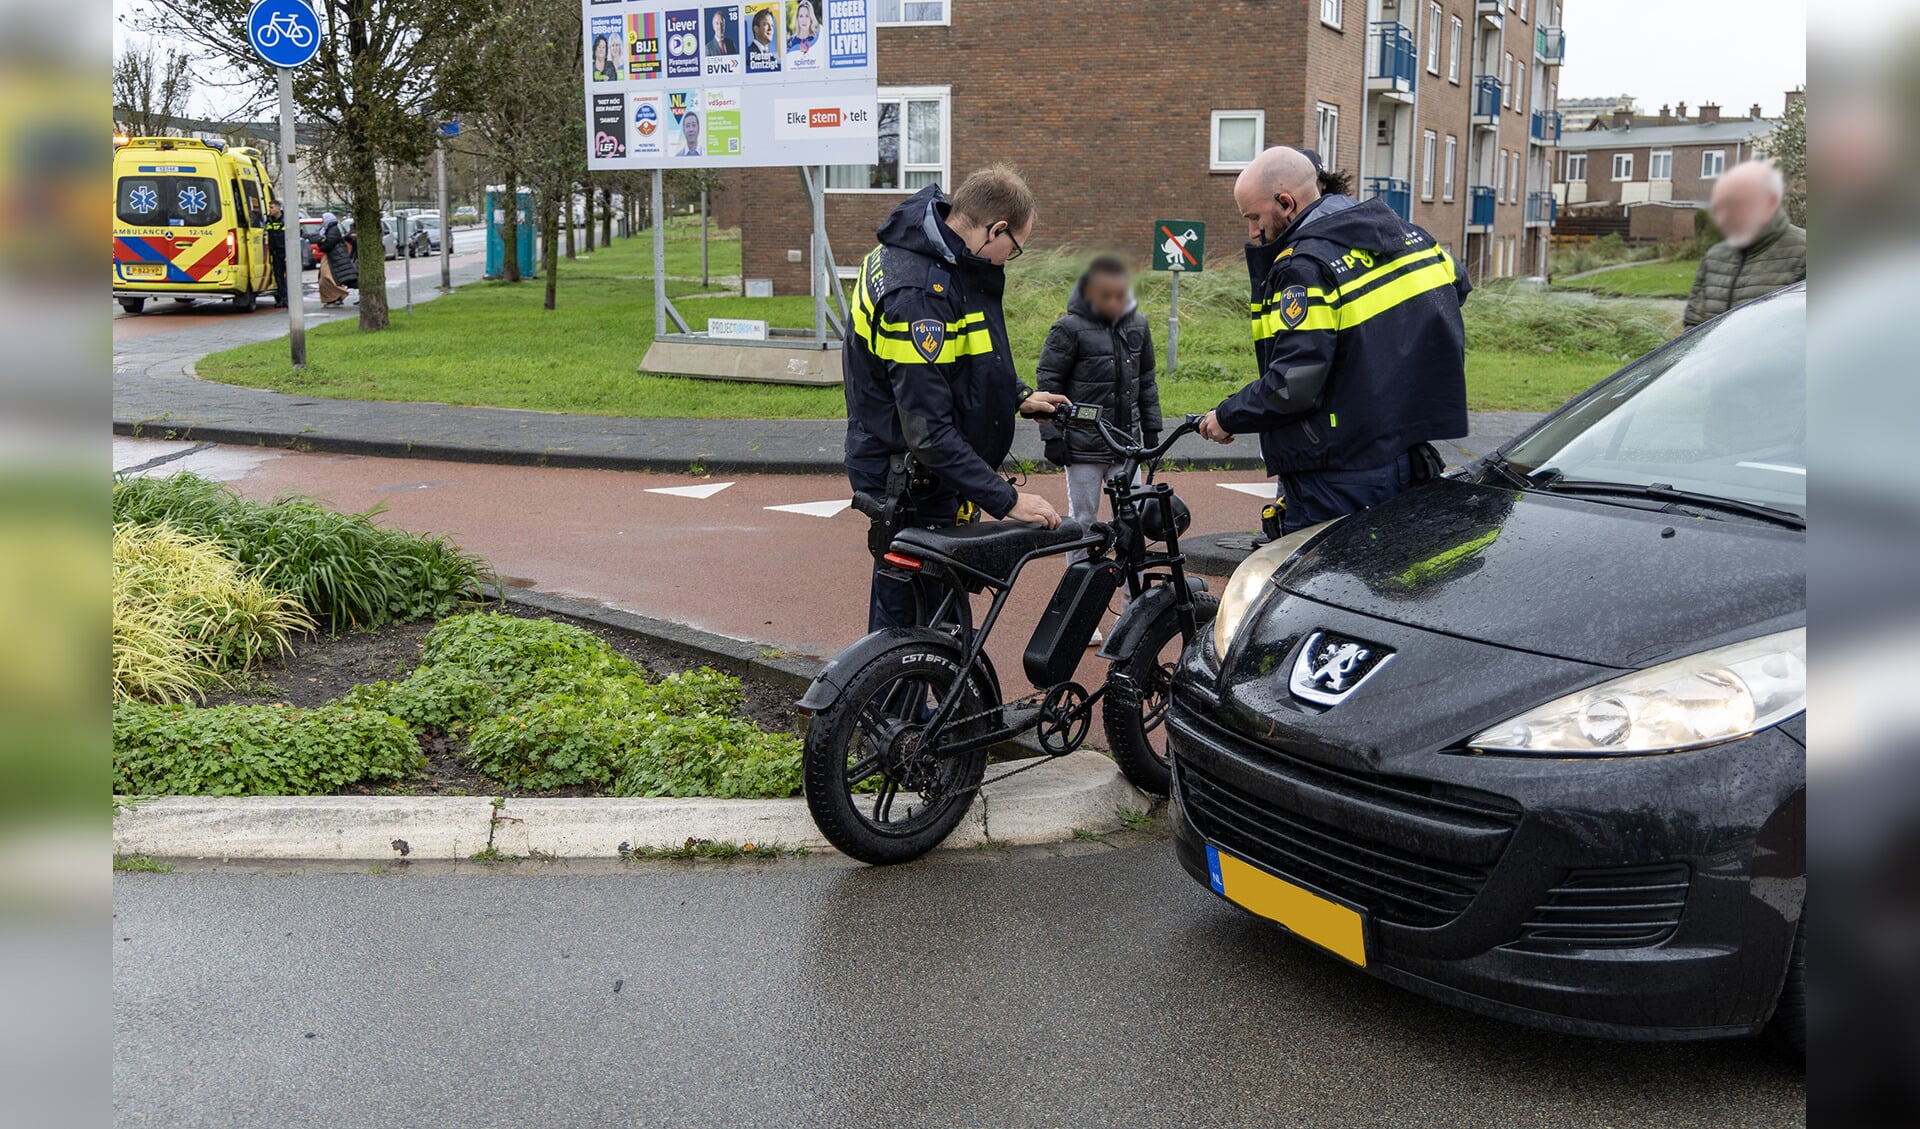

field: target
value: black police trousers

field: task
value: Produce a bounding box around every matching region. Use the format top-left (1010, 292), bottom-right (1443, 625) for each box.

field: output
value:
top-left (847, 452), bottom-right (958, 632)
top-left (1278, 451), bottom-right (1414, 533)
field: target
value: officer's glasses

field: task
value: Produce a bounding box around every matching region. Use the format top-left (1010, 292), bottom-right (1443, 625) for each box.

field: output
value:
top-left (1000, 224), bottom-right (1024, 261)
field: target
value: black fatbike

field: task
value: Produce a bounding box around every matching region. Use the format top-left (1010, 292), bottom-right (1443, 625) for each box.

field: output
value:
top-left (797, 405), bottom-right (1218, 865)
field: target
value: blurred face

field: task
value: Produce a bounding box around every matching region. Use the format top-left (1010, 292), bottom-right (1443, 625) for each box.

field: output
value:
top-left (1086, 272), bottom-right (1130, 321)
top-left (712, 12), bottom-right (724, 36)
top-left (1710, 178), bottom-right (1782, 249)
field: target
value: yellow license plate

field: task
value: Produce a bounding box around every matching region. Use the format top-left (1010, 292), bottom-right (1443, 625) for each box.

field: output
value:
top-left (124, 264), bottom-right (165, 278)
top-left (1206, 844), bottom-right (1369, 966)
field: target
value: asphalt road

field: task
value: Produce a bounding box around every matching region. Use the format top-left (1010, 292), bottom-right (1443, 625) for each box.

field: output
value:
top-left (113, 840), bottom-right (1805, 1128)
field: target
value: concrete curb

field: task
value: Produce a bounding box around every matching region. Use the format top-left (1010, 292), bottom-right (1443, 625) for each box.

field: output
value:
top-left (111, 752), bottom-right (1149, 860)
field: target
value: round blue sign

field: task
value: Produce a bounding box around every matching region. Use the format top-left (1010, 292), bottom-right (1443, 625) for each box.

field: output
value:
top-left (247, 0), bottom-right (322, 69)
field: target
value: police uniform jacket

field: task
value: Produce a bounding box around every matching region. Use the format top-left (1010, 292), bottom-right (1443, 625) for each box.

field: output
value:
top-left (1217, 194), bottom-right (1471, 475)
top-left (844, 185), bottom-right (1031, 517)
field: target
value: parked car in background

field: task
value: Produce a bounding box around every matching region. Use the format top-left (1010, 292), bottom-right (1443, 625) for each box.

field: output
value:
top-left (298, 216), bottom-right (322, 270)
top-left (1171, 285), bottom-right (1806, 1052)
top-left (452, 204), bottom-right (479, 224)
top-left (405, 213), bottom-right (443, 256)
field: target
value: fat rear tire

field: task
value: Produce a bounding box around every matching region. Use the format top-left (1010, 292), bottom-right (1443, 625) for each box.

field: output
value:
top-left (118, 298), bottom-right (145, 315)
top-left (802, 643), bottom-right (992, 865)
top-left (231, 288), bottom-right (257, 312)
top-left (1104, 594), bottom-right (1218, 796)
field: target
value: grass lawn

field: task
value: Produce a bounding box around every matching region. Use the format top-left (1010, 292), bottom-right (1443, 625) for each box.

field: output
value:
top-left (1555, 258), bottom-right (1699, 299)
top-left (198, 237), bottom-right (1669, 418)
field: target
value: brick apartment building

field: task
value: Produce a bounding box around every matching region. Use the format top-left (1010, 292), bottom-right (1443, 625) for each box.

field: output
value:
top-left (735, 0), bottom-right (1565, 299)
top-left (1550, 94), bottom-right (1789, 243)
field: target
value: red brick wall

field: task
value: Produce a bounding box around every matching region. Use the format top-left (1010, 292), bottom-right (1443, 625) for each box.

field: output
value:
top-left (739, 1), bottom-right (1317, 294)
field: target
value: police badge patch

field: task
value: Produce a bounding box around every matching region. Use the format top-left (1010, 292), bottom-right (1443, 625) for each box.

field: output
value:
top-left (910, 318), bottom-right (946, 362)
top-left (1279, 284), bottom-right (1309, 329)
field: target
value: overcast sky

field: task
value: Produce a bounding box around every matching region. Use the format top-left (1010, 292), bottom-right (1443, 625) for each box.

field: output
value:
top-left (1556, 0), bottom-right (1806, 115)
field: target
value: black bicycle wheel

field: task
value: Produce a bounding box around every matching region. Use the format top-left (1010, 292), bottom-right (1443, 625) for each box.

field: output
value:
top-left (802, 643), bottom-right (992, 865)
top-left (1103, 594), bottom-right (1217, 795)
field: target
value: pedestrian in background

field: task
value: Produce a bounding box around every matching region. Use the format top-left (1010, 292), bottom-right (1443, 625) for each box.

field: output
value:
top-left (1683, 160), bottom-right (1806, 328)
top-left (1036, 254), bottom-right (1161, 602)
top-left (315, 211), bottom-right (356, 306)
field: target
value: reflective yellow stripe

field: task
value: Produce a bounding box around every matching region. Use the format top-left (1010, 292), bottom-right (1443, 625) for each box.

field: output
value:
top-left (866, 326), bottom-right (994, 366)
top-left (1329, 254), bottom-right (1458, 329)
top-left (1248, 245), bottom-right (1456, 338)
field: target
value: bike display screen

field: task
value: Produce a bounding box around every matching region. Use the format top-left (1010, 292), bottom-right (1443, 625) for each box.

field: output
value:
top-left (1067, 403), bottom-right (1101, 423)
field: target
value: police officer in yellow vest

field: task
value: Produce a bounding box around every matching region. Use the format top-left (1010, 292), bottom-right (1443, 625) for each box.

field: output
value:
top-left (844, 165), bottom-right (1068, 630)
top-left (1199, 146), bottom-right (1470, 532)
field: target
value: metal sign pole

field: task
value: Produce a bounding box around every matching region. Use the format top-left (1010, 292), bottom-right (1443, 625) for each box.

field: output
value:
top-left (810, 165), bottom-right (826, 345)
top-left (277, 66), bottom-right (305, 368)
top-left (398, 164), bottom-right (412, 313)
top-left (651, 168), bottom-right (666, 338)
top-left (1168, 267), bottom-right (1181, 373)
top-left (437, 135), bottom-right (450, 289)
top-left (700, 185), bottom-right (709, 287)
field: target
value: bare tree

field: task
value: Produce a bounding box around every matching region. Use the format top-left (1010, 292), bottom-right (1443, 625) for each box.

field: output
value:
top-left (130, 0), bottom-right (484, 332)
top-left (113, 42), bottom-right (194, 138)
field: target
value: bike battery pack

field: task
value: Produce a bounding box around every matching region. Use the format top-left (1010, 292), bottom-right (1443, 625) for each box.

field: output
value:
top-left (1023, 559), bottom-right (1121, 687)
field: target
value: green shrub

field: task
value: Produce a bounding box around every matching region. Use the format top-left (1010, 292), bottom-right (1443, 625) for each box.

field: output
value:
top-left (113, 522), bottom-right (314, 703)
top-left (416, 612), bottom-right (629, 684)
top-left (1464, 286), bottom-right (1677, 359)
top-left (111, 474), bottom-right (489, 631)
top-left (113, 700), bottom-right (423, 795)
top-left (341, 665), bottom-right (501, 734)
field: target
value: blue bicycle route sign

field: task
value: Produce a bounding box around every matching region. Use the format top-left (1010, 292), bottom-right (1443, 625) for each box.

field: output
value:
top-left (247, 0), bottom-right (322, 69)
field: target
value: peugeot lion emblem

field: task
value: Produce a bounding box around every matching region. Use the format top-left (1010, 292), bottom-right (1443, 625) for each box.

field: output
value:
top-left (1289, 630), bottom-right (1394, 706)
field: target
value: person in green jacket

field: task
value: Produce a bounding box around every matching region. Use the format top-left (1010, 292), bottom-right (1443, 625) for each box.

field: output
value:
top-left (1683, 160), bottom-right (1806, 327)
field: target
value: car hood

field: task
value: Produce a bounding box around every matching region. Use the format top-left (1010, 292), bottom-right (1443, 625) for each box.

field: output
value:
top-left (1272, 478), bottom-right (1804, 668)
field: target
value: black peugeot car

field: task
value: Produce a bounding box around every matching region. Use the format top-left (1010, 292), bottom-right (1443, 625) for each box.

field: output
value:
top-left (1169, 284), bottom-right (1805, 1049)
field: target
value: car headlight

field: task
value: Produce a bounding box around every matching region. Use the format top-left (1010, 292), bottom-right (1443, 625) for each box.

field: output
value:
top-left (1467, 627), bottom-right (1805, 755)
top-left (1210, 519), bottom-right (1340, 664)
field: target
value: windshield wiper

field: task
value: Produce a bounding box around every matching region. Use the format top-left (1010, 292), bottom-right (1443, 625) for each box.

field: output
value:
top-left (1535, 476), bottom-right (1806, 530)
top-left (1476, 453), bottom-right (1534, 489)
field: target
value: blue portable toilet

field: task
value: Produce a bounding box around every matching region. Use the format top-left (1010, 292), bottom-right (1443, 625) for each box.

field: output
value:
top-left (484, 186), bottom-right (538, 279)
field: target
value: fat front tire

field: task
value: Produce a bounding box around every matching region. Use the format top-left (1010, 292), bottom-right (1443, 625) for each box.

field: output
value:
top-left (802, 644), bottom-right (992, 865)
top-left (1771, 915), bottom-right (1805, 1061)
top-left (118, 298), bottom-right (145, 314)
top-left (1103, 594), bottom-right (1218, 796)
top-left (232, 288), bottom-right (257, 312)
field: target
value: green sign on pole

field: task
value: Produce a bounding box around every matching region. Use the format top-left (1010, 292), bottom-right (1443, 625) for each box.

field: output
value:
top-left (1152, 220), bottom-right (1206, 272)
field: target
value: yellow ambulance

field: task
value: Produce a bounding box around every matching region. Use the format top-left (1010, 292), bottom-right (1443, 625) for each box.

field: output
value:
top-left (112, 136), bottom-right (279, 314)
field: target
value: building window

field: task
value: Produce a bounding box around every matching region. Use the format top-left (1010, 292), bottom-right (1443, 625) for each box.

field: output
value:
top-left (1564, 151), bottom-right (1586, 182)
top-left (1448, 16), bottom-right (1462, 83)
top-left (1321, 0), bottom-right (1342, 29)
top-left (1315, 103), bottom-right (1340, 171)
top-left (1496, 149), bottom-right (1507, 201)
top-left (1649, 148), bottom-right (1672, 180)
top-left (871, 0), bottom-right (948, 23)
top-left (1502, 53), bottom-right (1513, 107)
top-left (1701, 149), bottom-right (1726, 178)
top-left (1611, 152), bottom-right (1633, 180)
top-left (1421, 130), bottom-right (1437, 199)
top-left (1426, 2), bottom-right (1442, 73)
top-left (1509, 150), bottom-right (1519, 199)
top-left (1210, 110), bottom-right (1264, 171)
top-left (1443, 135), bottom-right (1457, 199)
top-left (826, 87), bottom-right (949, 192)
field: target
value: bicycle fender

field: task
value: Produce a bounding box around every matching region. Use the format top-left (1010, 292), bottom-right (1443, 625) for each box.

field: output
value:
top-left (1095, 577), bottom-right (1210, 663)
top-left (794, 628), bottom-right (1001, 714)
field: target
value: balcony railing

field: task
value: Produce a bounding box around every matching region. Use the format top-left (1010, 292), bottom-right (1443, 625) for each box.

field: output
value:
top-left (1535, 26), bottom-right (1566, 64)
top-left (1473, 75), bottom-right (1502, 123)
top-left (1367, 21), bottom-right (1418, 95)
top-left (1529, 109), bottom-right (1561, 144)
top-left (1366, 176), bottom-right (1412, 221)
top-left (1526, 191), bottom-right (1557, 225)
top-left (1475, 0), bottom-right (1504, 24)
top-left (1469, 185), bottom-right (1496, 228)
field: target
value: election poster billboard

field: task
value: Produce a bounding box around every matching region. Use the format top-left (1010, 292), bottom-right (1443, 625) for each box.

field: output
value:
top-left (582, 0), bottom-right (878, 170)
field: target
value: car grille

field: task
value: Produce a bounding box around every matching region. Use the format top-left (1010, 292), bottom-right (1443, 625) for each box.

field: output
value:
top-left (1503, 864), bottom-right (1691, 952)
top-left (1174, 729), bottom-right (1521, 928)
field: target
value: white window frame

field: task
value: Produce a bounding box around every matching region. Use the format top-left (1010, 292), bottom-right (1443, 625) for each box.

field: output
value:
top-left (1502, 53), bottom-right (1513, 107)
top-left (871, 0), bottom-right (950, 26)
top-left (1209, 110), bottom-right (1265, 172)
top-left (1496, 149), bottom-right (1507, 202)
top-left (1426, 2), bottom-right (1442, 73)
top-left (1701, 149), bottom-right (1726, 178)
top-left (1315, 102), bottom-right (1340, 171)
top-left (1443, 135), bottom-right (1458, 199)
top-left (1509, 150), bottom-right (1519, 199)
top-left (1648, 148), bottom-right (1672, 181)
top-left (1611, 152), bottom-right (1633, 181)
top-left (1448, 16), bottom-right (1462, 83)
top-left (1420, 130), bottom-right (1437, 199)
top-left (825, 86), bottom-right (951, 195)
top-left (1564, 151), bottom-right (1586, 182)
top-left (1321, 0), bottom-right (1342, 29)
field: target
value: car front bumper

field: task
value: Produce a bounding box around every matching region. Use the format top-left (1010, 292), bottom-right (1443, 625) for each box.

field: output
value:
top-left (1167, 661), bottom-right (1805, 1041)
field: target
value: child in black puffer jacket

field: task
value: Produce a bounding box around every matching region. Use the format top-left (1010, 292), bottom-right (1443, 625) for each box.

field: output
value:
top-left (1036, 256), bottom-right (1162, 569)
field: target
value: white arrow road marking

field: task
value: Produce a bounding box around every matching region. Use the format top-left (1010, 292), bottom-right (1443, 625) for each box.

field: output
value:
top-left (645, 482), bottom-right (736, 499)
top-left (765, 499), bottom-right (853, 518)
top-left (1218, 482), bottom-right (1278, 498)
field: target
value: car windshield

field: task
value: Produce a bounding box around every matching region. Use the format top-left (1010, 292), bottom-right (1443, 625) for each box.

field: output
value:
top-left (1501, 287), bottom-right (1805, 516)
